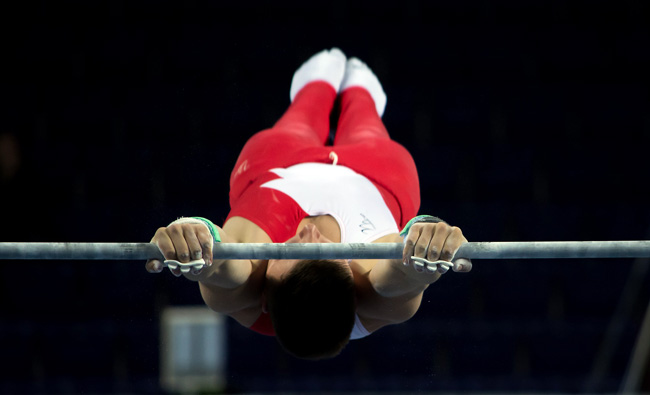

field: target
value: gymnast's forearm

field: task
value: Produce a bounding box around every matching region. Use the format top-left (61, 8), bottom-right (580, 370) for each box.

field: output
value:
top-left (189, 226), bottom-right (254, 289)
top-left (193, 257), bottom-right (253, 289)
top-left (207, 227), bottom-right (256, 288)
top-left (368, 258), bottom-right (438, 298)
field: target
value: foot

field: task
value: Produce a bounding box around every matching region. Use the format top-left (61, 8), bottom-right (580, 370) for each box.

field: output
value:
top-left (290, 48), bottom-right (347, 102)
top-left (340, 57), bottom-right (387, 117)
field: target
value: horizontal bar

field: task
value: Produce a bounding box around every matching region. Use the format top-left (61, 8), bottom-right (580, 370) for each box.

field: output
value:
top-left (0, 241), bottom-right (649, 261)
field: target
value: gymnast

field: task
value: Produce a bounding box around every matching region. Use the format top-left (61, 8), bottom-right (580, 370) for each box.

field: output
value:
top-left (145, 48), bottom-right (472, 360)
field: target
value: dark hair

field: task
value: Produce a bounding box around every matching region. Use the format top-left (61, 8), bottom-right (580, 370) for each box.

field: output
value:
top-left (267, 259), bottom-right (356, 360)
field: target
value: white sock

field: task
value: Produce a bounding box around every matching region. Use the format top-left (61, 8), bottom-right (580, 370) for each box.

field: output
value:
top-left (290, 48), bottom-right (347, 102)
top-left (340, 57), bottom-right (387, 117)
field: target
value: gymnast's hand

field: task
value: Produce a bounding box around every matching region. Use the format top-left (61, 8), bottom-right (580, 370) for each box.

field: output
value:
top-left (146, 222), bottom-right (213, 278)
top-left (401, 222), bottom-right (472, 276)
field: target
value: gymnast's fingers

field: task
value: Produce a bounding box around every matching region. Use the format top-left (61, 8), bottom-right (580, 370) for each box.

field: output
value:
top-left (146, 227), bottom-right (173, 273)
top-left (167, 224), bottom-right (191, 263)
top-left (427, 223), bottom-right (453, 262)
top-left (184, 227), bottom-right (204, 262)
top-left (195, 225), bottom-right (213, 267)
top-left (445, 228), bottom-right (472, 272)
top-left (169, 266), bottom-right (183, 277)
top-left (145, 259), bottom-right (163, 273)
top-left (412, 225), bottom-right (435, 273)
top-left (453, 258), bottom-right (473, 273)
top-left (413, 224), bottom-right (434, 259)
top-left (402, 224), bottom-right (422, 267)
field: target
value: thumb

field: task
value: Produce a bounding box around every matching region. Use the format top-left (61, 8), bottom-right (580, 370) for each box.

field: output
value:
top-left (452, 258), bottom-right (472, 273)
top-left (146, 259), bottom-right (163, 273)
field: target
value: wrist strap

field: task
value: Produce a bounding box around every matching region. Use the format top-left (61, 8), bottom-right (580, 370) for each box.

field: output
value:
top-left (169, 217), bottom-right (221, 243)
top-left (399, 215), bottom-right (445, 237)
top-left (191, 217), bottom-right (221, 243)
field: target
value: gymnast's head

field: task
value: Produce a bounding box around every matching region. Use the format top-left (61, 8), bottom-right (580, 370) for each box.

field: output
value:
top-left (264, 224), bottom-right (356, 360)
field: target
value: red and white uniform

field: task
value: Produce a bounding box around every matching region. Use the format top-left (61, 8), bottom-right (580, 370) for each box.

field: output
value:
top-left (225, 82), bottom-right (421, 338)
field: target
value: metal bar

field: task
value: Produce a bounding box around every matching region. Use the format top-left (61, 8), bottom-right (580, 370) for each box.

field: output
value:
top-left (0, 241), bottom-right (649, 261)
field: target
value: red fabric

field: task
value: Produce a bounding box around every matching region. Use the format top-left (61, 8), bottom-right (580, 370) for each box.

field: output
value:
top-left (225, 82), bottom-right (421, 336)
top-left (249, 312), bottom-right (275, 336)
top-left (227, 168), bottom-right (404, 244)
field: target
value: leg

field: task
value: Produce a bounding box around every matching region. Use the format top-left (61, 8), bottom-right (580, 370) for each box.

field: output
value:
top-left (230, 49), bottom-right (346, 198)
top-left (329, 58), bottom-right (420, 226)
top-left (272, 48), bottom-right (348, 144)
top-left (244, 48), bottom-right (346, 148)
top-left (334, 87), bottom-right (390, 145)
top-left (271, 81), bottom-right (337, 146)
top-left (333, 58), bottom-right (390, 145)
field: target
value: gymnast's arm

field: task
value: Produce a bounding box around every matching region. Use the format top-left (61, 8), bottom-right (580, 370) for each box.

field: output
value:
top-left (146, 221), bottom-right (264, 315)
top-left (357, 222), bottom-right (472, 326)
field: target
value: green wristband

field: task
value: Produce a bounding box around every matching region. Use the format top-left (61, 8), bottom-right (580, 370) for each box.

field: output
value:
top-left (191, 217), bottom-right (222, 243)
top-left (399, 215), bottom-right (445, 237)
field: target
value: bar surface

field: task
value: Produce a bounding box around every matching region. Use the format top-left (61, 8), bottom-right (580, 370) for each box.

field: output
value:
top-left (0, 241), bottom-right (649, 261)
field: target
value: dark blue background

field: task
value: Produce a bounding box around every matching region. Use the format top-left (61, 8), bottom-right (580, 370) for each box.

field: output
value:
top-left (1, 0), bottom-right (649, 393)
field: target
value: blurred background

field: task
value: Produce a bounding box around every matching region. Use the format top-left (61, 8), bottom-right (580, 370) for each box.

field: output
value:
top-left (1, 0), bottom-right (649, 393)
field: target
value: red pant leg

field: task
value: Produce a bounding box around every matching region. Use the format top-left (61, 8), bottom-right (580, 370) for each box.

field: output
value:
top-left (229, 82), bottom-right (336, 202)
top-left (329, 87), bottom-right (421, 227)
top-left (333, 87), bottom-right (390, 145)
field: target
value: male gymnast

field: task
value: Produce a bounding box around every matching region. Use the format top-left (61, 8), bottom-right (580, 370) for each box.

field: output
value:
top-left (146, 48), bottom-right (472, 360)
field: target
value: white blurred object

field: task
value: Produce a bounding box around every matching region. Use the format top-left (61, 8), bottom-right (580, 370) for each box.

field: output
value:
top-left (163, 259), bottom-right (206, 273)
top-left (410, 256), bottom-right (453, 273)
top-left (160, 306), bottom-right (227, 393)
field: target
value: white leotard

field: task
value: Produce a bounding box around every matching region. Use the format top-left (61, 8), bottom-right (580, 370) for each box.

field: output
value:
top-left (261, 162), bottom-right (399, 243)
top-left (261, 162), bottom-right (399, 339)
